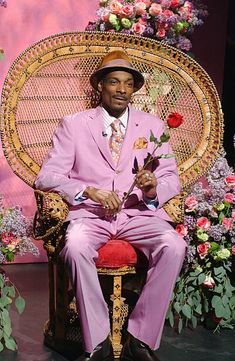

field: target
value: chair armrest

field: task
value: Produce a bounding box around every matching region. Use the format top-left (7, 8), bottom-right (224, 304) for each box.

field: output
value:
top-left (33, 190), bottom-right (69, 253)
top-left (163, 191), bottom-right (187, 223)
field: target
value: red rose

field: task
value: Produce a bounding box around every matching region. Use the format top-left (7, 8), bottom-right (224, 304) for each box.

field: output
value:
top-left (176, 224), bottom-right (188, 236)
top-left (167, 112), bottom-right (184, 128)
top-left (197, 242), bottom-right (211, 259)
top-left (203, 275), bottom-right (215, 289)
top-left (225, 175), bottom-right (235, 188)
top-left (197, 217), bottom-right (211, 230)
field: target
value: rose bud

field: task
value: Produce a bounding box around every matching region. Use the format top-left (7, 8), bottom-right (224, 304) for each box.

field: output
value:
top-left (167, 112), bottom-right (184, 128)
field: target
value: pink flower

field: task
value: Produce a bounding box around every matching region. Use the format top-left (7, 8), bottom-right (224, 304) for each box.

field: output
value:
top-left (121, 4), bottom-right (134, 18)
top-left (171, 0), bottom-right (180, 8)
top-left (101, 9), bottom-right (111, 22)
top-left (163, 9), bottom-right (174, 17)
top-left (197, 242), bottom-right (211, 259)
top-left (135, 0), bottom-right (151, 6)
top-left (232, 245), bottom-right (235, 255)
top-left (149, 3), bottom-right (162, 16)
top-left (197, 217), bottom-right (211, 230)
top-left (176, 224), bottom-right (188, 236)
top-left (156, 27), bottom-right (166, 38)
top-left (225, 175), bottom-right (235, 188)
top-left (224, 192), bottom-right (234, 203)
top-left (110, 0), bottom-right (123, 15)
top-left (185, 195), bottom-right (198, 211)
top-left (132, 22), bottom-right (146, 34)
top-left (203, 275), bottom-right (215, 289)
top-left (232, 211), bottom-right (235, 219)
top-left (135, 2), bottom-right (147, 16)
top-left (222, 217), bottom-right (233, 230)
top-left (1, 232), bottom-right (15, 245)
top-left (183, 1), bottom-right (193, 12)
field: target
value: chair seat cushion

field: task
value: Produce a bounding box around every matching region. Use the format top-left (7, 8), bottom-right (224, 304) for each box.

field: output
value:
top-left (96, 239), bottom-right (138, 268)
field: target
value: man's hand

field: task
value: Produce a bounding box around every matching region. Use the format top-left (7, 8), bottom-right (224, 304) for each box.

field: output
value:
top-left (135, 169), bottom-right (157, 199)
top-left (84, 186), bottom-right (122, 214)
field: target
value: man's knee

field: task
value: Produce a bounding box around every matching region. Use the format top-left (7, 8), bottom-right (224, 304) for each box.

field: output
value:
top-left (156, 230), bottom-right (186, 261)
top-left (61, 227), bottom-right (97, 264)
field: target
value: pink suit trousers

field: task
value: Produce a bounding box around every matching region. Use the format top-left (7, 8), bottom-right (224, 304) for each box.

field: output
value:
top-left (60, 212), bottom-right (186, 353)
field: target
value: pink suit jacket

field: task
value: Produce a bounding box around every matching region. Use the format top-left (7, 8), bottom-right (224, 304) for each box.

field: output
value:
top-left (35, 105), bottom-right (181, 222)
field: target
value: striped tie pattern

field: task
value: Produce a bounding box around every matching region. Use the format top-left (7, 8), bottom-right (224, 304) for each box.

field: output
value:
top-left (109, 119), bottom-right (125, 165)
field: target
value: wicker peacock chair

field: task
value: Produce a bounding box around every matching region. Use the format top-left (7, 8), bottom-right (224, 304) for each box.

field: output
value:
top-left (0, 31), bottom-right (223, 359)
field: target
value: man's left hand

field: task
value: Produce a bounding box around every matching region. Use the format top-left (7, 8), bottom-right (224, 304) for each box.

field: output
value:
top-left (135, 169), bottom-right (157, 199)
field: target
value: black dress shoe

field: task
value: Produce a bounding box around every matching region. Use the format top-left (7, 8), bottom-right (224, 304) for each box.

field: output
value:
top-left (120, 333), bottom-right (160, 361)
top-left (75, 336), bottom-right (114, 361)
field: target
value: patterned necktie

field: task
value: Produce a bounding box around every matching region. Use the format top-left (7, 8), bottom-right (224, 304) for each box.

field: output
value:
top-left (109, 119), bottom-right (125, 165)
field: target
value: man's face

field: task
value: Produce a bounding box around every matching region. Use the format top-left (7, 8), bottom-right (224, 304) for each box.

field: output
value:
top-left (98, 70), bottom-right (135, 117)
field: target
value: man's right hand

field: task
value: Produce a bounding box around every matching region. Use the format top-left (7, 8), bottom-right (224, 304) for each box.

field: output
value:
top-left (84, 186), bottom-right (122, 214)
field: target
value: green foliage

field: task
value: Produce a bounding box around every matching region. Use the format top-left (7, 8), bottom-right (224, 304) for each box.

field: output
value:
top-left (0, 271), bottom-right (25, 352)
top-left (166, 265), bottom-right (235, 333)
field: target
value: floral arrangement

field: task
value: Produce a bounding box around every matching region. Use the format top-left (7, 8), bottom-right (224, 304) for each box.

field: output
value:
top-left (0, 194), bottom-right (39, 352)
top-left (86, 0), bottom-right (208, 51)
top-left (166, 156), bottom-right (235, 332)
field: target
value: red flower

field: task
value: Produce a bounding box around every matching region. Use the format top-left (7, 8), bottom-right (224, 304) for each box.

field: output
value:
top-left (203, 275), bottom-right (215, 289)
top-left (224, 175), bottom-right (235, 188)
top-left (167, 112), bottom-right (184, 128)
top-left (197, 242), bottom-right (211, 259)
top-left (176, 224), bottom-right (188, 236)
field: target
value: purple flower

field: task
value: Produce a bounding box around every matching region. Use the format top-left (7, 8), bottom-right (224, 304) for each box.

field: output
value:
top-left (0, 0), bottom-right (7, 8)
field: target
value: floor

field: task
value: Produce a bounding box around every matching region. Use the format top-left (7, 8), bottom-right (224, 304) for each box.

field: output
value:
top-left (0, 264), bottom-right (234, 361)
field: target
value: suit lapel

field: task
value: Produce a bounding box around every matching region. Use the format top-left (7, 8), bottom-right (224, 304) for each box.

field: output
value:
top-left (86, 106), bottom-right (115, 169)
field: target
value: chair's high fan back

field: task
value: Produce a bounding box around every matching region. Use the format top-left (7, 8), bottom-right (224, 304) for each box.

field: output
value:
top-left (1, 32), bottom-right (223, 189)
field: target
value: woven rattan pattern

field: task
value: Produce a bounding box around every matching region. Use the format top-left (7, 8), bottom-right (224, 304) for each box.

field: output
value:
top-left (1, 32), bottom-right (223, 189)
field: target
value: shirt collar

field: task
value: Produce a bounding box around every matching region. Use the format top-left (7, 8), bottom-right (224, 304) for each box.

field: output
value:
top-left (101, 106), bottom-right (129, 129)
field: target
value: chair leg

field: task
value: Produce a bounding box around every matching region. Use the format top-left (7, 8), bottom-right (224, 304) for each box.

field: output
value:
top-left (55, 259), bottom-right (69, 340)
top-left (111, 275), bottom-right (129, 359)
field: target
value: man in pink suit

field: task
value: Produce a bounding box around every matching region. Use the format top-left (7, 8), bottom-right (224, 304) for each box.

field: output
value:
top-left (35, 50), bottom-right (186, 361)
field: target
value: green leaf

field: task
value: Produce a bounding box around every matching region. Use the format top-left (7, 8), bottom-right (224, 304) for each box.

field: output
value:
top-left (212, 295), bottom-right (222, 309)
top-left (204, 297), bottom-right (209, 313)
top-left (214, 266), bottom-right (226, 278)
top-left (229, 295), bottom-right (235, 308)
top-left (4, 335), bottom-right (17, 351)
top-left (2, 286), bottom-right (15, 298)
top-left (213, 284), bottom-right (223, 293)
top-left (195, 304), bottom-right (202, 315)
top-left (187, 296), bottom-right (193, 307)
top-left (0, 274), bottom-right (4, 288)
top-left (15, 296), bottom-right (25, 314)
top-left (191, 315), bottom-right (197, 328)
top-left (198, 273), bottom-right (206, 285)
top-left (0, 296), bottom-right (12, 308)
top-left (150, 130), bottom-right (156, 142)
top-left (0, 341), bottom-right (4, 352)
top-left (187, 286), bottom-right (195, 293)
top-left (160, 133), bottom-right (170, 143)
top-left (210, 242), bottom-right (220, 251)
top-left (173, 302), bottom-right (181, 314)
top-left (168, 310), bottom-right (174, 327)
top-left (1, 309), bottom-right (11, 325)
top-left (222, 295), bottom-right (229, 307)
top-left (182, 304), bottom-right (191, 319)
top-left (178, 318), bottom-right (183, 333)
top-left (3, 322), bottom-right (12, 337)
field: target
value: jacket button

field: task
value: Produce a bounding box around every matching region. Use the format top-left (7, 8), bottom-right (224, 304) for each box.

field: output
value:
top-left (115, 169), bottom-right (121, 174)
